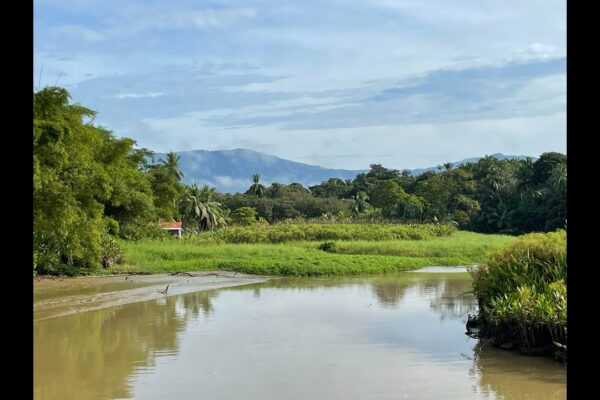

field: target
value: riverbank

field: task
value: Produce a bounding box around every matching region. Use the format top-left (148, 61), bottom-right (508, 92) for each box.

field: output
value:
top-left (34, 271), bottom-right (270, 321)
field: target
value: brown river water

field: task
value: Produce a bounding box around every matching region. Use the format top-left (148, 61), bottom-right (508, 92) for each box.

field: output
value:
top-left (34, 268), bottom-right (566, 399)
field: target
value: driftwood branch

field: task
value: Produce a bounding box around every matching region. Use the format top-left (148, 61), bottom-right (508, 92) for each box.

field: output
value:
top-left (170, 271), bottom-right (240, 278)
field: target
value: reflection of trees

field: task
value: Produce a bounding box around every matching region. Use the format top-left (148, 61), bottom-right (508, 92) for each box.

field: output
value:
top-left (369, 273), bottom-right (477, 319)
top-left (244, 274), bottom-right (477, 321)
top-left (34, 290), bottom-right (219, 400)
top-left (370, 278), bottom-right (413, 307)
top-left (470, 341), bottom-right (567, 400)
top-left (428, 277), bottom-right (476, 320)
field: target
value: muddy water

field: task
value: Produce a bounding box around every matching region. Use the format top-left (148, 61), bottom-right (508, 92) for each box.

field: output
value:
top-left (34, 270), bottom-right (566, 399)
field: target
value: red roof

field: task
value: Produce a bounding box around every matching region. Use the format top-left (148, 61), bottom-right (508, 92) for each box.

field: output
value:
top-left (158, 221), bottom-right (182, 229)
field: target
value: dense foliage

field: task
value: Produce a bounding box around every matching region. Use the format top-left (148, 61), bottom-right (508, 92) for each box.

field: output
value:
top-left (471, 230), bottom-right (566, 360)
top-left (34, 87), bottom-right (179, 274)
top-left (310, 157), bottom-right (566, 234)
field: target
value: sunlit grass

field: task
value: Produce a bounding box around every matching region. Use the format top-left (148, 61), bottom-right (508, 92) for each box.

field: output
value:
top-left (111, 230), bottom-right (515, 277)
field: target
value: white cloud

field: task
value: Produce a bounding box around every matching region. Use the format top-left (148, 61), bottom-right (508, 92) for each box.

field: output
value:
top-left (36, 0), bottom-right (566, 168)
top-left (114, 92), bottom-right (165, 99)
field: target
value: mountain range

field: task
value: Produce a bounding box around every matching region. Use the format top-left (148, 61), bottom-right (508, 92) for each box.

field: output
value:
top-left (153, 149), bottom-right (534, 194)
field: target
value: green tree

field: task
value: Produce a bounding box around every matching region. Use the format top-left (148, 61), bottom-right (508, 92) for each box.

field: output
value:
top-left (161, 151), bottom-right (185, 181)
top-left (231, 207), bottom-right (258, 225)
top-left (246, 174), bottom-right (266, 197)
top-left (34, 87), bottom-right (152, 273)
top-left (179, 183), bottom-right (226, 231)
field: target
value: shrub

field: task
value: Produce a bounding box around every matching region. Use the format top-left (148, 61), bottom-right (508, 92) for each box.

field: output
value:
top-left (231, 207), bottom-right (258, 226)
top-left (318, 241), bottom-right (337, 252)
top-left (471, 229), bottom-right (566, 359)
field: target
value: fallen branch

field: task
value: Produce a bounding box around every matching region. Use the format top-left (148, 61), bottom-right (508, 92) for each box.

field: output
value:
top-left (170, 271), bottom-right (240, 278)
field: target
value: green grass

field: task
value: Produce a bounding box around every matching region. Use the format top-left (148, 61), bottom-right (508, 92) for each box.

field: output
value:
top-left (110, 230), bottom-right (515, 277)
top-left (309, 231), bottom-right (515, 259)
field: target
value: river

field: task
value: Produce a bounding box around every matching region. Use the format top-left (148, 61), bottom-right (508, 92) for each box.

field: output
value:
top-left (34, 268), bottom-right (566, 399)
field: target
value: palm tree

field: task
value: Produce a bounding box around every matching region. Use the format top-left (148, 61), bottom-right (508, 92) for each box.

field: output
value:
top-left (246, 174), bottom-right (266, 197)
top-left (548, 164), bottom-right (566, 193)
top-left (443, 162), bottom-right (453, 171)
top-left (161, 151), bottom-right (184, 181)
top-left (181, 183), bottom-right (225, 231)
top-left (353, 191), bottom-right (372, 214)
top-left (198, 184), bottom-right (217, 202)
top-left (515, 158), bottom-right (541, 201)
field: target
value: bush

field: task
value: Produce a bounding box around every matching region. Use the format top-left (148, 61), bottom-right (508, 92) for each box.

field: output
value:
top-left (471, 229), bottom-right (566, 359)
top-left (231, 207), bottom-right (258, 226)
top-left (101, 235), bottom-right (124, 268)
top-left (318, 241), bottom-right (337, 252)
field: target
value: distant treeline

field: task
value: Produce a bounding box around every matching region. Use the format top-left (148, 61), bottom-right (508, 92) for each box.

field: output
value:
top-left (34, 87), bottom-right (566, 274)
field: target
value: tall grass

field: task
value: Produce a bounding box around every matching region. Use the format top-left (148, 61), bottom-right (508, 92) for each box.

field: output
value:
top-left (185, 223), bottom-right (457, 244)
top-left (471, 230), bottom-right (566, 361)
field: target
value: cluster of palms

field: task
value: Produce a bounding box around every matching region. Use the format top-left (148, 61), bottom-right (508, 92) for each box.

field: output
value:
top-left (179, 183), bottom-right (226, 232)
top-left (160, 152), bottom-right (226, 233)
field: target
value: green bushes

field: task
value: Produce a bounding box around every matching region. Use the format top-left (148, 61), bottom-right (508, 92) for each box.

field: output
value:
top-left (471, 230), bottom-right (566, 360)
top-left (231, 207), bottom-right (258, 225)
top-left (318, 241), bottom-right (337, 252)
top-left (195, 223), bottom-right (457, 244)
top-left (100, 236), bottom-right (124, 268)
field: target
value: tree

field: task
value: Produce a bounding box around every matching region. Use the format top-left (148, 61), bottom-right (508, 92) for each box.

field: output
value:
top-left (180, 183), bottom-right (226, 231)
top-left (231, 207), bottom-right (258, 225)
top-left (34, 87), bottom-right (156, 273)
top-left (352, 191), bottom-right (372, 214)
top-left (246, 174), bottom-right (266, 197)
top-left (161, 151), bottom-right (184, 181)
top-left (533, 152), bottom-right (567, 185)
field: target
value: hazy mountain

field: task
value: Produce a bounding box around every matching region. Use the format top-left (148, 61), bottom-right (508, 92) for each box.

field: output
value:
top-left (153, 149), bottom-right (535, 193)
top-left (153, 149), bottom-right (365, 193)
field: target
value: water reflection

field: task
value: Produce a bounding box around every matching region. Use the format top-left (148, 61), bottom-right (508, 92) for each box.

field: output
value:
top-left (34, 290), bottom-right (218, 400)
top-left (470, 341), bottom-right (567, 399)
top-left (34, 273), bottom-right (565, 400)
top-left (369, 273), bottom-right (477, 320)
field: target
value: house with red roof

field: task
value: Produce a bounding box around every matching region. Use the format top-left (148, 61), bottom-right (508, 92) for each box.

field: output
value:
top-left (158, 221), bottom-right (183, 238)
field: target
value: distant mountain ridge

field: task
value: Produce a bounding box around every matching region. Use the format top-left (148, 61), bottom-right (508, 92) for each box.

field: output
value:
top-left (153, 149), bottom-right (365, 193)
top-left (153, 149), bottom-right (536, 193)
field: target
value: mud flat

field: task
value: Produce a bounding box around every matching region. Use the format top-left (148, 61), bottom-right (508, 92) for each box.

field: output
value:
top-left (34, 271), bottom-right (270, 321)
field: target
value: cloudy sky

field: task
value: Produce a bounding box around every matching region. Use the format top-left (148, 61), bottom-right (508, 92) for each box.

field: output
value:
top-left (34, 0), bottom-right (566, 170)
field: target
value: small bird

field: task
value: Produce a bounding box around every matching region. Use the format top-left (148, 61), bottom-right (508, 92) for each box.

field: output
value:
top-left (159, 285), bottom-right (170, 295)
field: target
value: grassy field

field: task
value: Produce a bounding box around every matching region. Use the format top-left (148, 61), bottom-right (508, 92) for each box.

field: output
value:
top-left (110, 229), bottom-right (516, 277)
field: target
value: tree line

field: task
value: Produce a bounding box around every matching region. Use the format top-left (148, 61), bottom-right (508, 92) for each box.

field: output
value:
top-left (34, 87), bottom-right (566, 274)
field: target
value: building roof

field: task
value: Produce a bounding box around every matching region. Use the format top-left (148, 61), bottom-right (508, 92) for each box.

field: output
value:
top-left (158, 221), bottom-right (182, 229)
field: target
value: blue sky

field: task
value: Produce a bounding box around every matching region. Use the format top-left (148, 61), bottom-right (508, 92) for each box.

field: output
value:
top-left (34, 0), bottom-right (566, 169)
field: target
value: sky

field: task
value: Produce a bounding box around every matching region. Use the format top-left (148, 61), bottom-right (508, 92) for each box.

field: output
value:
top-left (34, 0), bottom-right (566, 170)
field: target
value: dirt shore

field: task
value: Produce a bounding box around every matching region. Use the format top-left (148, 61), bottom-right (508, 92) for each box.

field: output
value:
top-left (34, 271), bottom-right (270, 321)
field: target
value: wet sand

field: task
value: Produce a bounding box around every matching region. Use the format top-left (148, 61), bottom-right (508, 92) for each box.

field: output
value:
top-left (34, 271), bottom-right (270, 321)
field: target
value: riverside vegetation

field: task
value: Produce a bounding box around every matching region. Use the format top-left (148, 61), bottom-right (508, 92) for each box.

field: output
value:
top-left (471, 230), bottom-right (567, 361)
top-left (34, 87), bottom-right (566, 360)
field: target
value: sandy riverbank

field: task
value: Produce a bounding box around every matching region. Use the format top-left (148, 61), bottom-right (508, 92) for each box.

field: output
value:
top-left (34, 271), bottom-right (270, 321)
